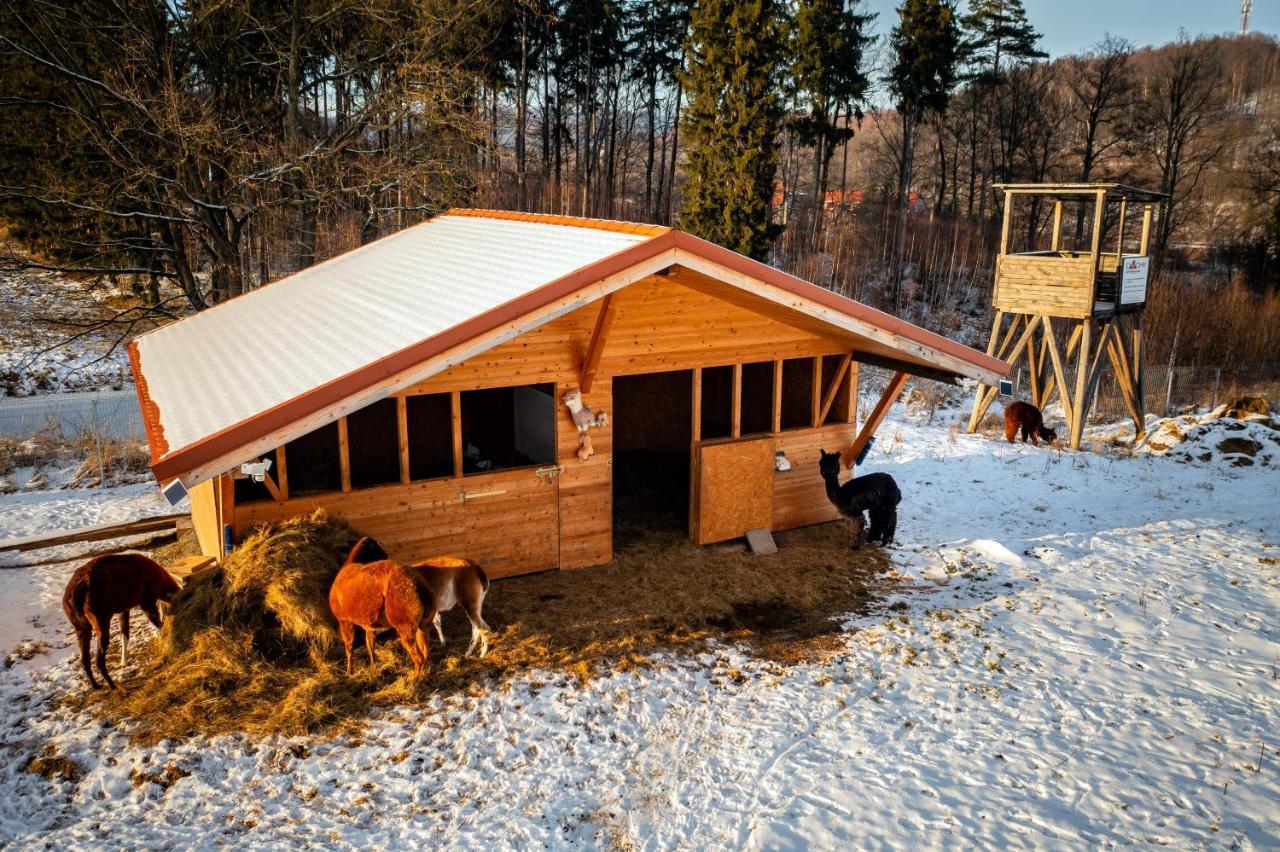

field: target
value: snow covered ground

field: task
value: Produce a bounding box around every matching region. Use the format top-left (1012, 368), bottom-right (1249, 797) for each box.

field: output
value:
top-left (0, 410), bottom-right (1276, 848)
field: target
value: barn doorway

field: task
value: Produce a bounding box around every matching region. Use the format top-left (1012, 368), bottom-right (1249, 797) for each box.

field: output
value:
top-left (611, 369), bottom-right (693, 547)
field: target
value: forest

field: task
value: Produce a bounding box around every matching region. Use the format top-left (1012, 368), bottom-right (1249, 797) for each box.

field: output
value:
top-left (1, 0), bottom-right (1278, 371)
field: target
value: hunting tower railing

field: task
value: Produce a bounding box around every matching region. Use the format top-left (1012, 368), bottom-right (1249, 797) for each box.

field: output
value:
top-left (966, 183), bottom-right (1169, 448)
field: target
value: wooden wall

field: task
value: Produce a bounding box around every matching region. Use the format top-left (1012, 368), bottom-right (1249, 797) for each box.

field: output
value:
top-left (223, 269), bottom-right (861, 575)
top-left (993, 254), bottom-right (1096, 318)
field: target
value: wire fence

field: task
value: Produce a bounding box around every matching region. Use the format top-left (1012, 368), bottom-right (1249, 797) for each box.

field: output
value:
top-left (0, 389), bottom-right (144, 442)
top-left (1006, 361), bottom-right (1280, 424)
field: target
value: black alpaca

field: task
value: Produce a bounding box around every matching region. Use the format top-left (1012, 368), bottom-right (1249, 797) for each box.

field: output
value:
top-left (818, 449), bottom-right (902, 548)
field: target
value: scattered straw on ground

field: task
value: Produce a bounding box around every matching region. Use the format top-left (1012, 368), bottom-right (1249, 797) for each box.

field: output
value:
top-left (81, 510), bottom-right (904, 743)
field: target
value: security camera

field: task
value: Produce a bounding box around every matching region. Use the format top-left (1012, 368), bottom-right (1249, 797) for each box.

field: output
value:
top-left (240, 458), bottom-right (273, 482)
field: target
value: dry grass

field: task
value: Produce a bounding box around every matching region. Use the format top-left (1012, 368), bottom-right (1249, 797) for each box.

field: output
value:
top-left (82, 510), bottom-right (905, 743)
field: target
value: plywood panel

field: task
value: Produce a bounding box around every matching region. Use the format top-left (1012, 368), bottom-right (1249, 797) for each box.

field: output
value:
top-left (188, 478), bottom-right (222, 559)
top-left (695, 436), bottom-right (775, 544)
top-left (772, 424), bottom-right (856, 530)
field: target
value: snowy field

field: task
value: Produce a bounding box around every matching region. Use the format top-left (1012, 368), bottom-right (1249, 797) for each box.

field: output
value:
top-left (0, 412), bottom-right (1276, 848)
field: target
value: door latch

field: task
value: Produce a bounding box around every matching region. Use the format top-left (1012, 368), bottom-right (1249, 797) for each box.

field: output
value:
top-left (535, 465), bottom-right (564, 483)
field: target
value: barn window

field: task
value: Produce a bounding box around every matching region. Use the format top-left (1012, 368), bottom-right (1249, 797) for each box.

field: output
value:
top-left (699, 365), bottom-right (733, 440)
top-left (233, 447), bottom-right (283, 504)
top-left (406, 392), bottom-right (454, 480)
top-left (739, 361), bottom-right (774, 435)
top-left (347, 398), bottom-right (400, 489)
top-left (459, 383), bottom-right (555, 473)
top-left (284, 421), bottom-right (342, 496)
top-left (780, 357), bottom-right (815, 429)
top-left (821, 355), bottom-right (852, 425)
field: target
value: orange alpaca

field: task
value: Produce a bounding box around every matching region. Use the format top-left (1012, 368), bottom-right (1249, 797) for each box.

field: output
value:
top-left (328, 539), bottom-right (436, 677)
top-left (1003, 401), bottom-right (1058, 445)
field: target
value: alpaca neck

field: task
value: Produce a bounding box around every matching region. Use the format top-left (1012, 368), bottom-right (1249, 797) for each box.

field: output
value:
top-left (821, 470), bottom-right (843, 503)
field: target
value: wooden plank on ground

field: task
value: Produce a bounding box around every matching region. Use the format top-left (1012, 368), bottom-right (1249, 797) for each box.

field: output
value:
top-left (0, 514), bottom-right (191, 554)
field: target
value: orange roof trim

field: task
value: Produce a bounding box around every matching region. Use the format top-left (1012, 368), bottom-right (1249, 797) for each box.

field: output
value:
top-left (127, 340), bottom-right (168, 462)
top-left (445, 208), bottom-right (671, 238)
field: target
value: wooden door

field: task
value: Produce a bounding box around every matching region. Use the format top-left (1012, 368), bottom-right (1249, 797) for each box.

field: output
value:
top-left (691, 436), bottom-right (776, 545)
top-left (459, 465), bottom-right (560, 578)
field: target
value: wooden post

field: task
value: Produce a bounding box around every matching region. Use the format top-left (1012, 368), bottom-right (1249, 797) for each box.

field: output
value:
top-left (337, 417), bottom-right (351, 492)
top-left (1051, 200), bottom-right (1063, 252)
top-left (1070, 320), bottom-right (1092, 449)
top-left (810, 356), bottom-right (822, 427)
top-left (451, 391), bottom-right (462, 477)
top-left (1088, 190), bottom-right (1106, 304)
top-left (771, 359), bottom-right (783, 433)
top-left (691, 367), bottom-right (702, 443)
top-left (1139, 204), bottom-right (1153, 255)
top-left (846, 360), bottom-right (859, 425)
top-left (999, 189), bottom-right (1013, 255)
top-left (1026, 326), bottom-right (1041, 408)
top-left (396, 395), bottom-right (409, 484)
top-left (730, 362), bottom-right (742, 438)
top-left (1115, 199), bottom-right (1128, 257)
top-left (1132, 312), bottom-right (1145, 422)
top-left (1041, 315), bottom-right (1073, 437)
top-left (275, 446), bottom-right (289, 501)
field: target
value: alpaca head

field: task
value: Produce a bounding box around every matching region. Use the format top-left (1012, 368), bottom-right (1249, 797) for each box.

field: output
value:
top-left (1040, 424), bottom-right (1059, 444)
top-left (818, 449), bottom-right (842, 479)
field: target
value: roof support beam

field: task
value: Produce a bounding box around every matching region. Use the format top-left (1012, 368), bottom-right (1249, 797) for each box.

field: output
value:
top-left (846, 371), bottom-right (908, 469)
top-left (580, 294), bottom-right (616, 394)
top-left (817, 352), bottom-right (852, 425)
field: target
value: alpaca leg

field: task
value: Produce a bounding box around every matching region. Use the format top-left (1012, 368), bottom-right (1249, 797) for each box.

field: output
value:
top-left (882, 508), bottom-right (898, 546)
top-left (90, 613), bottom-right (116, 690)
top-left (396, 627), bottom-right (426, 678)
top-left (848, 514), bottom-right (866, 549)
top-left (75, 625), bottom-right (98, 689)
top-left (119, 610), bottom-right (130, 668)
top-left (1005, 420), bottom-right (1018, 442)
top-left (364, 627), bottom-right (377, 668)
top-left (338, 621), bottom-right (355, 675)
top-left (433, 612), bottom-right (445, 645)
top-left (867, 507), bottom-right (886, 544)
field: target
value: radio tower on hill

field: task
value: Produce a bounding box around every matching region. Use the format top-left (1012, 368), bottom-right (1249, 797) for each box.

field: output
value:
top-left (1242, 0), bottom-right (1253, 35)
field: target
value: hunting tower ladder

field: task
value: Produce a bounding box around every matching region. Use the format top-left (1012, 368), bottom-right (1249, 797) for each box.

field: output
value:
top-left (966, 183), bottom-right (1168, 449)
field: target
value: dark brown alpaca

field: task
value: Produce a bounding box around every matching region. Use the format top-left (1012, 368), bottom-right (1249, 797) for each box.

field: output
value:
top-left (328, 540), bottom-right (436, 677)
top-left (408, 556), bottom-right (491, 658)
top-left (62, 553), bottom-right (180, 689)
top-left (1004, 401), bottom-right (1058, 445)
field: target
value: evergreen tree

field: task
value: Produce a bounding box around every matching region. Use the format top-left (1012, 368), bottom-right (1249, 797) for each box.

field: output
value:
top-left (790, 0), bottom-right (874, 215)
top-left (960, 0), bottom-right (1045, 83)
top-left (679, 0), bottom-right (786, 260)
top-left (885, 0), bottom-right (961, 308)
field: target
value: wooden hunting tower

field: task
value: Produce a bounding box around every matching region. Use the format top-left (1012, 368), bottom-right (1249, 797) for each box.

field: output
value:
top-left (966, 183), bottom-right (1168, 448)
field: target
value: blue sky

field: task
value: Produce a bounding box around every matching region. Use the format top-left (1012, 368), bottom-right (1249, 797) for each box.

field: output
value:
top-left (861, 0), bottom-right (1279, 58)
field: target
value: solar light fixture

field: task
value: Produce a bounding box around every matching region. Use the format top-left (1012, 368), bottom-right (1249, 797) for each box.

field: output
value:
top-left (240, 458), bottom-right (273, 482)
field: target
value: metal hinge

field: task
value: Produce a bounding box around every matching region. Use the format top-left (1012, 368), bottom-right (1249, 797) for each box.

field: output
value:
top-left (535, 464), bottom-right (564, 483)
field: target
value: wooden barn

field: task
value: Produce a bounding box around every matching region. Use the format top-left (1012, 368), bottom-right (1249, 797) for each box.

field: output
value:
top-left (129, 210), bottom-right (1008, 578)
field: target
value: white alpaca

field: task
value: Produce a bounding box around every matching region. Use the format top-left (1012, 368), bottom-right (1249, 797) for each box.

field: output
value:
top-left (562, 389), bottom-right (608, 461)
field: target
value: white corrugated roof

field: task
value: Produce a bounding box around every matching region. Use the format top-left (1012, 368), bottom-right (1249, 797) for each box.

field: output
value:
top-left (134, 213), bottom-right (653, 456)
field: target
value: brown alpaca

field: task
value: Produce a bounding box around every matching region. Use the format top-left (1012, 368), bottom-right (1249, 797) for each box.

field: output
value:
top-left (62, 553), bottom-right (180, 689)
top-left (1004, 401), bottom-right (1058, 445)
top-left (328, 548), bottom-right (436, 677)
top-left (408, 557), bottom-right (491, 658)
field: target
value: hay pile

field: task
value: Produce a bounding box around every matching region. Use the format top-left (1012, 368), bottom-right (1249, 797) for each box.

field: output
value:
top-left (89, 510), bottom-right (372, 741)
top-left (88, 511), bottom-right (902, 743)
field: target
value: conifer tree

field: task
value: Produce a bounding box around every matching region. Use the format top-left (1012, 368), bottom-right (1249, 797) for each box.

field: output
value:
top-left (885, 0), bottom-right (961, 308)
top-left (960, 0), bottom-right (1045, 83)
top-left (679, 0), bottom-right (786, 260)
top-left (790, 0), bottom-right (874, 216)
